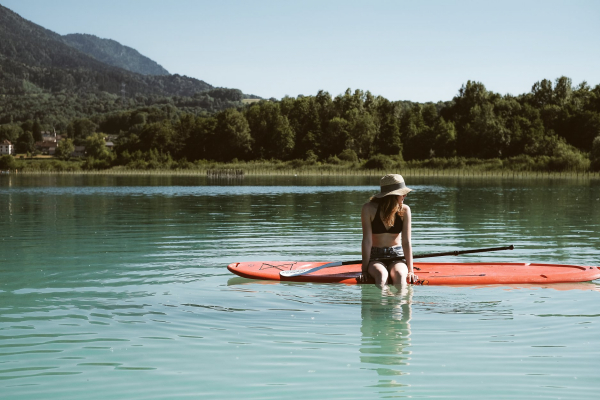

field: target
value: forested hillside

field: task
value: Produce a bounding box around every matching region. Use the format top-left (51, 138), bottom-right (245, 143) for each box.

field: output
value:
top-left (62, 33), bottom-right (170, 76)
top-left (0, 4), bottom-right (252, 132)
top-left (0, 5), bottom-right (211, 97)
top-left (0, 87), bottom-right (245, 131)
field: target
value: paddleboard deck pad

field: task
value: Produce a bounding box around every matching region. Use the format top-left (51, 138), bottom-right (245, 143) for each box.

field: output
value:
top-left (227, 261), bottom-right (600, 285)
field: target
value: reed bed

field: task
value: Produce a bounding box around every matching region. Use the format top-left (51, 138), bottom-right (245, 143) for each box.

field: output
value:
top-left (9, 167), bottom-right (600, 180)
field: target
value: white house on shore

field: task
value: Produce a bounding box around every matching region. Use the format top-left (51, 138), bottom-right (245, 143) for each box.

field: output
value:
top-left (1, 140), bottom-right (14, 156)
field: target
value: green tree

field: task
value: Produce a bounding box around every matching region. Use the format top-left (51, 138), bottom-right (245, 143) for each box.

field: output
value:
top-left (20, 120), bottom-right (34, 134)
top-left (338, 148), bottom-right (359, 163)
top-left (55, 138), bottom-right (75, 160)
top-left (505, 104), bottom-right (545, 157)
top-left (364, 154), bottom-right (394, 170)
top-left (246, 102), bottom-right (295, 160)
top-left (67, 118), bottom-right (97, 141)
top-left (560, 111), bottom-right (600, 151)
top-left (524, 130), bottom-right (562, 157)
top-left (0, 155), bottom-right (17, 170)
top-left (586, 84), bottom-right (600, 113)
top-left (132, 111), bottom-right (147, 126)
top-left (347, 111), bottom-right (377, 159)
top-left (554, 76), bottom-right (573, 106)
top-left (138, 122), bottom-right (176, 153)
top-left (333, 89), bottom-right (365, 116)
top-left (184, 116), bottom-right (217, 161)
top-left (32, 120), bottom-right (43, 142)
top-left (363, 91), bottom-right (378, 115)
top-left (206, 88), bottom-right (243, 102)
top-left (432, 118), bottom-right (457, 157)
top-left (85, 132), bottom-right (110, 159)
top-left (440, 81), bottom-right (513, 158)
top-left (0, 124), bottom-right (24, 143)
top-left (171, 114), bottom-right (197, 157)
top-left (400, 105), bottom-right (432, 160)
top-left (16, 131), bottom-right (35, 154)
top-left (322, 117), bottom-right (349, 158)
top-left (591, 135), bottom-right (600, 171)
top-left (373, 98), bottom-right (402, 156)
top-left (375, 115), bottom-right (402, 156)
top-left (213, 109), bottom-right (252, 161)
top-left (531, 79), bottom-right (554, 107)
top-left (465, 103), bottom-right (510, 158)
top-left (282, 96), bottom-right (322, 159)
top-left (421, 103), bottom-right (438, 127)
top-left (269, 114), bottom-right (295, 159)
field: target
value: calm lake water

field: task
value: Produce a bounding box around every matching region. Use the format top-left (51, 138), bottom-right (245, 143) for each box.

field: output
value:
top-left (1, 174), bottom-right (599, 399)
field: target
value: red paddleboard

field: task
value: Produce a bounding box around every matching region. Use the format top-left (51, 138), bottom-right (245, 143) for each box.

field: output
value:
top-left (227, 261), bottom-right (600, 285)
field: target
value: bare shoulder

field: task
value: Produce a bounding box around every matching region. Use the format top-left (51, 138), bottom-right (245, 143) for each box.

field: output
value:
top-left (362, 201), bottom-right (377, 215)
top-left (361, 202), bottom-right (376, 230)
top-left (402, 204), bottom-right (412, 217)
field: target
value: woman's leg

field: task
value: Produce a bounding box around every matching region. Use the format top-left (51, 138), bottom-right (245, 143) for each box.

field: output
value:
top-left (367, 261), bottom-right (389, 287)
top-left (389, 261), bottom-right (409, 287)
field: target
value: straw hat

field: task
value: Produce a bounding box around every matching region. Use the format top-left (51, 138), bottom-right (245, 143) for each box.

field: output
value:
top-left (373, 174), bottom-right (412, 198)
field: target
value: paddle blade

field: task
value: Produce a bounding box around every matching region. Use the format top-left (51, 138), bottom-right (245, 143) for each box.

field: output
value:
top-left (280, 269), bottom-right (313, 277)
top-left (279, 261), bottom-right (344, 277)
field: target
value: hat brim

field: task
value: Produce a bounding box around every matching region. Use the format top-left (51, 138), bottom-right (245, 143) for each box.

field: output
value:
top-left (373, 187), bottom-right (412, 198)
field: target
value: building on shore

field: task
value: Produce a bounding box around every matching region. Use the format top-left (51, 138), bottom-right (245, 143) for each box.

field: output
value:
top-left (36, 141), bottom-right (57, 155)
top-left (41, 130), bottom-right (61, 142)
top-left (1, 140), bottom-right (14, 156)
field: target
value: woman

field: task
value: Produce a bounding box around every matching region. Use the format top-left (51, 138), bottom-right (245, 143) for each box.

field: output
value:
top-left (360, 174), bottom-right (417, 287)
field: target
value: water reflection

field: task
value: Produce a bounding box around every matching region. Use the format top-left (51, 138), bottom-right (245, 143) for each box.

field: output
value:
top-left (360, 285), bottom-right (412, 392)
top-left (496, 282), bottom-right (600, 292)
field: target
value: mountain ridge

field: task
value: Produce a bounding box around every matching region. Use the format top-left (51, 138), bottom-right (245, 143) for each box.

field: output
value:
top-left (0, 4), bottom-right (211, 97)
top-left (62, 33), bottom-right (170, 76)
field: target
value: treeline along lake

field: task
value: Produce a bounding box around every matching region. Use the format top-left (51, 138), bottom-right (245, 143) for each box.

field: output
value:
top-left (2, 77), bottom-right (600, 173)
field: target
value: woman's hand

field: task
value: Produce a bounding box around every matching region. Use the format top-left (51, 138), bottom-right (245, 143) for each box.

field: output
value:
top-left (408, 271), bottom-right (419, 284)
top-left (358, 271), bottom-right (370, 284)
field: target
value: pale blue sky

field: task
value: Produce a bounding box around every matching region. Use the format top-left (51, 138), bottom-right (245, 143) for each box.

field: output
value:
top-left (2, 0), bottom-right (599, 102)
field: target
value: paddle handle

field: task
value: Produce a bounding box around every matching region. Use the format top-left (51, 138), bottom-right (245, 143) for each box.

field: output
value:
top-left (414, 244), bottom-right (514, 259)
top-left (341, 244), bottom-right (515, 265)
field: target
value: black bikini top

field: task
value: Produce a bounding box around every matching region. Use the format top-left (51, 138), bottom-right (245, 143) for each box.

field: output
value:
top-left (371, 203), bottom-right (403, 234)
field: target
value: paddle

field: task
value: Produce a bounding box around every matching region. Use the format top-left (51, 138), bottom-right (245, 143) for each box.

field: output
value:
top-left (279, 245), bottom-right (515, 277)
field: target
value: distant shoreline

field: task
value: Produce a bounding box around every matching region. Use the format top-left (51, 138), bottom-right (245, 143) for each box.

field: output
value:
top-left (3, 153), bottom-right (600, 179)
top-left (4, 166), bottom-right (599, 180)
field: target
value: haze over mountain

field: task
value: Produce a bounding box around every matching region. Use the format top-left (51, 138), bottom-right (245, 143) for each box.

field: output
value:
top-left (62, 33), bottom-right (170, 76)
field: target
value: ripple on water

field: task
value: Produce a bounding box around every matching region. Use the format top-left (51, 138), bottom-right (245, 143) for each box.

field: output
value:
top-left (1, 176), bottom-right (599, 399)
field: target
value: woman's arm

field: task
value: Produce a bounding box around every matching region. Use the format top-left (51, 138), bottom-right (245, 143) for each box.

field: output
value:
top-left (361, 203), bottom-right (373, 279)
top-left (401, 205), bottom-right (415, 283)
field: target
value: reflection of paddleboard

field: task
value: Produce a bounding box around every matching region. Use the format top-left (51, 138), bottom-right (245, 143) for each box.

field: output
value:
top-left (227, 261), bottom-right (600, 285)
top-left (226, 277), bottom-right (600, 292)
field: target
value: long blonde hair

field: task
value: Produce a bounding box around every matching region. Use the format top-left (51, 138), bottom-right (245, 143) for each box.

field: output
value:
top-left (370, 195), bottom-right (403, 227)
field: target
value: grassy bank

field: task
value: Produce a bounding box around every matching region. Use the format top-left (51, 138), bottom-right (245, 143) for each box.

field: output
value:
top-left (2, 155), bottom-right (600, 179)
top-left (5, 164), bottom-right (600, 180)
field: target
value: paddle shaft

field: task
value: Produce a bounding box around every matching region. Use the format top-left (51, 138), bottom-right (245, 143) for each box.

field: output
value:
top-left (280, 245), bottom-right (514, 277)
top-left (344, 244), bottom-right (516, 265)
